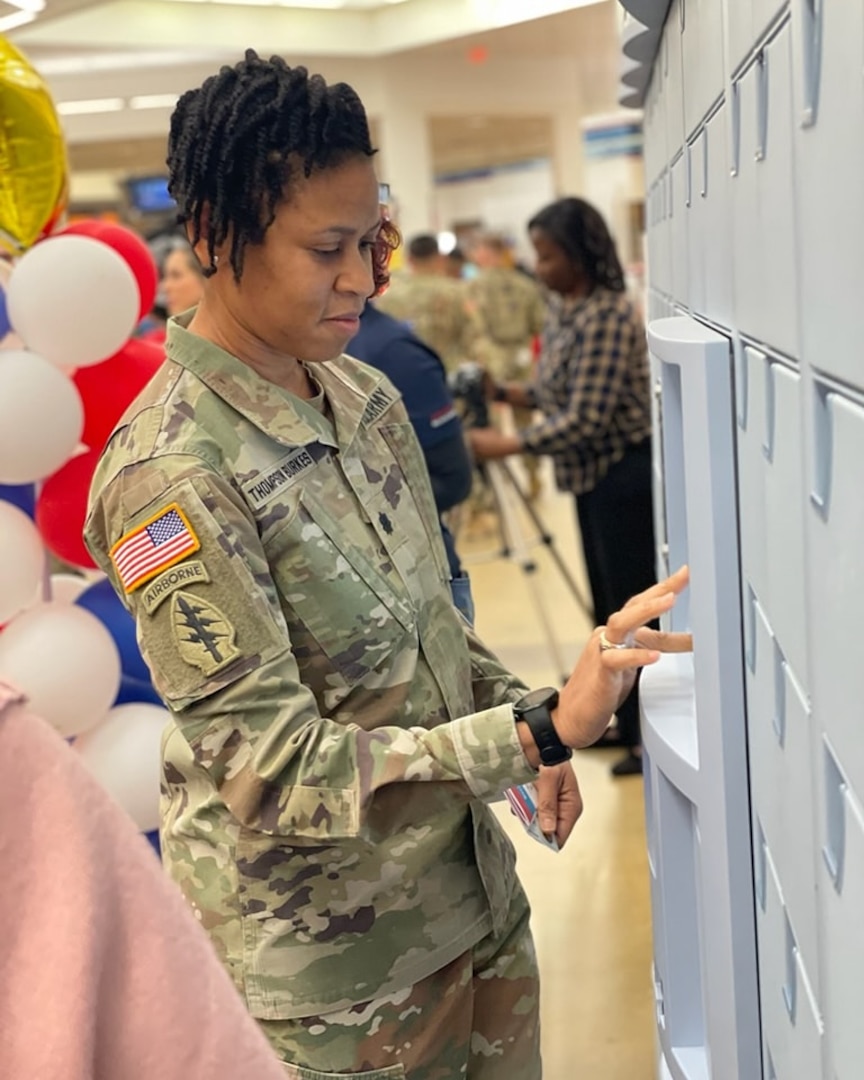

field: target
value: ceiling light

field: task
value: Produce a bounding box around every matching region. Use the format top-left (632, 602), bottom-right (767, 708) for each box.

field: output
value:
top-left (0, 9), bottom-right (36, 30)
top-left (129, 94), bottom-right (179, 109)
top-left (57, 98), bottom-right (125, 116)
top-left (2, 0), bottom-right (45, 12)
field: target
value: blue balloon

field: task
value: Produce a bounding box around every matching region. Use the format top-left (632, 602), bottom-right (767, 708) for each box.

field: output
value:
top-left (0, 483), bottom-right (36, 519)
top-left (0, 285), bottom-right (9, 340)
top-left (76, 578), bottom-right (151, 684)
top-left (114, 674), bottom-right (162, 707)
top-left (143, 829), bottom-right (161, 858)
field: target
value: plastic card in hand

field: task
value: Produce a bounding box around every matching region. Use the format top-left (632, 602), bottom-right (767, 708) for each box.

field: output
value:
top-left (504, 782), bottom-right (560, 851)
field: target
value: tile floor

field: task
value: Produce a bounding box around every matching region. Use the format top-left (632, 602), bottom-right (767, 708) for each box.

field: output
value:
top-left (456, 460), bottom-right (656, 1079)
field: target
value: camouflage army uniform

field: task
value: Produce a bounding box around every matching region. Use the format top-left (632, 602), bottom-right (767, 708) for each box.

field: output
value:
top-left (84, 316), bottom-right (541, 1078)
top-left (375, 273), bottom-right (487, 374)
top-left (465, 267), bottom-right (545, 384)
top-left (466, 267), bottom-right (548, 497)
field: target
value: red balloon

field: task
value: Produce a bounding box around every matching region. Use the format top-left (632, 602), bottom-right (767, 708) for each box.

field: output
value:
top-left (36, 449), bottom-right (101, 569)
top-left (60, 220), bottom-right (158, 320)
top-left (73, 338), bottom-right (164, 451)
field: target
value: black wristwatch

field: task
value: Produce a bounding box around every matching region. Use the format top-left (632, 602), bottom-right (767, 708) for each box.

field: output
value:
top-left (513, 687), bottom-right (572, 766)
top-left (493, 383), bottom-right (509, 403)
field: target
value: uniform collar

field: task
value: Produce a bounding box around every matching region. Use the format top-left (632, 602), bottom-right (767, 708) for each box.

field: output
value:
top-left (165, 313), bottom-right (395, 452)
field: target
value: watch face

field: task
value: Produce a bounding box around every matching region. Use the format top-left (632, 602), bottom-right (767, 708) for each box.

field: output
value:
top-left (518, 687), bottom-right (558, 712)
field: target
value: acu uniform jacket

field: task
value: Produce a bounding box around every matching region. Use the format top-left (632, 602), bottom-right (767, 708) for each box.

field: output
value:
top-left (84, 315), bottom-right (537, 1021)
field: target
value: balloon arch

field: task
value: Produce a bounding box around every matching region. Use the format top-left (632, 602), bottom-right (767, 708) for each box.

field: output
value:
top-left (0, 36), bottom-right (170, 855)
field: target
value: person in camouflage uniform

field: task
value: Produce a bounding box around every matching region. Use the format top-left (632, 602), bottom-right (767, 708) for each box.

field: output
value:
top-left (467, 233), bottom-right (547, 499)
top-left (375, 234), bottom-right (487, 373)
top-left (85, 53), bottom-right (690, 1079)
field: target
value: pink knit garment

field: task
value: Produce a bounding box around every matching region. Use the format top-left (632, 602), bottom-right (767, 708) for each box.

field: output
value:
top-left (0, 681), bottom-right (286, 1079)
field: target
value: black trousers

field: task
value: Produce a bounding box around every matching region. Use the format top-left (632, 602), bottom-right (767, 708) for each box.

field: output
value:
top-left (575, 440), bottom-right (656, 748)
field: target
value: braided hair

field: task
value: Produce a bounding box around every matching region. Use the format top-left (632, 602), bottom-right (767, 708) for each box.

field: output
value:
top-left (528, 198), bottom-right (625, 293)
top-left (167, 50), bottom-right (399, 292)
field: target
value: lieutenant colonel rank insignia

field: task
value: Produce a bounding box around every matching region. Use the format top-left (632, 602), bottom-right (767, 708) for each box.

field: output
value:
top-left (110, 504), bottom-right (200, 594)
top-left (170, 590), bottom-right (240, 675)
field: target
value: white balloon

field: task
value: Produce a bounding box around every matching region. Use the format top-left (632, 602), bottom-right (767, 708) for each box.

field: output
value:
top-left (48, 573), bottom-right (89, 605)
top-left (0, 502), bottom-right (45, 623)
top-left (0, 350), bottom-right (84, 484)
top-left (74, 702), bottom-right (170, 831)
top-left (7, 235), bottom-right (139, 369)
top-left (0, 603), bottom-right (121, 737)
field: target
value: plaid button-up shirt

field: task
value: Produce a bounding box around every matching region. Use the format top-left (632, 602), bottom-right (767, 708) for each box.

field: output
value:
top-left (520, 287), bottom-right (651, 496)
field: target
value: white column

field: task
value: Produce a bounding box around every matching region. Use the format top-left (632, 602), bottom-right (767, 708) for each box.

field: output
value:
top-left (375, 92), bottom-right (435, 241)
top-left (551, 107), bottom-right (585, 198)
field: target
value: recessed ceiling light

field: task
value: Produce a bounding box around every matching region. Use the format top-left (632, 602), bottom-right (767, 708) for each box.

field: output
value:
top-left (129, 94), bottom-right (180, 109)
top-left (57, 97), bottom-right (126, 116)
top-left (0, 8), bottom-right (36, 30)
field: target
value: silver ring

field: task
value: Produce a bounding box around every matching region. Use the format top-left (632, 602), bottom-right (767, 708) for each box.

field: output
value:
top-left (599, 630), bottom-right (630, 652)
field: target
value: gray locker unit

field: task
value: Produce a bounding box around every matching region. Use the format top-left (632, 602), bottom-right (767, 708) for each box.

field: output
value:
top-left (642, 317), bottom-right (759, 1080)
top-left (627, 0), bottom-right (864, 1076)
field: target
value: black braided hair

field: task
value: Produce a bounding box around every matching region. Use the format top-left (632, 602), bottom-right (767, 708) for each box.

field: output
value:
top-left (167, 49), bottom-right (399, 290)
top-left (528, 198), bottom-right (625, 293)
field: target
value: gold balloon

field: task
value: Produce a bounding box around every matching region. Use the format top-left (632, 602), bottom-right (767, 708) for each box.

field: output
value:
top-left (0, 37), bottom-right (68, 257)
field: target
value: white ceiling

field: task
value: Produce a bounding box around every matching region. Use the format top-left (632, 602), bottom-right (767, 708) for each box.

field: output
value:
top-left (4, 0), bottom-right (623, 187)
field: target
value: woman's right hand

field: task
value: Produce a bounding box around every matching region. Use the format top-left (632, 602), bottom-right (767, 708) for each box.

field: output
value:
top-left (551, 567), bottom-right (692, 750)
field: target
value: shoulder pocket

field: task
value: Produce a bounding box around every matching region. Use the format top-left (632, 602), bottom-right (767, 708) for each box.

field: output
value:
top-left (119, 475), bottom-right (286, 709)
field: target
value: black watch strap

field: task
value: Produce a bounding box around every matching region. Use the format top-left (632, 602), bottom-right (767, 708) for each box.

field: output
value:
top-left (514, 688), bottom-right (572, 767)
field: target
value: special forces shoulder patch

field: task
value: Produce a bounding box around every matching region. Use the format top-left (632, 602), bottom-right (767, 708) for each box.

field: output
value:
top-left (111, 503), bottom-right (200, 594)
top-left (170, 590), bottom-right (240, 676)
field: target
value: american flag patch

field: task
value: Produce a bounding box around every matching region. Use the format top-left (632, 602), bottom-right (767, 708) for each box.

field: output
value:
top-left (110, 503), bottom-right (200, 594)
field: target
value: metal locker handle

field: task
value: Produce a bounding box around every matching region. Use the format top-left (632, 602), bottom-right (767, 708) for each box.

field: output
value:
top-left (762, 357), bottom-right (776, 462)
top-left (734, 337), bottom-right (749, 429)
top-left (755, 52), bottom-right (769, 162)
top-left (799, 0), bottom-right (823, 127)
top-left (754, 819), bottom-right (767, 913)
top-left (771, 642), bottom-right (786, 748)
top-left (810, 382), bottom-right (833, 516)
top-left (822, 741), bottom-right (846, 891)
top-left (700, 126), bottom-right (708, 198)
top-left (782, 913), bottom-right (798, 1022)
top-left (730, 79), bottom-right (741, 177)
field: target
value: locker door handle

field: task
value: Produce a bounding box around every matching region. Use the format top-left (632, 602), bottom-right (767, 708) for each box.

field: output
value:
top-left (730, 79), bottom-right (741, 177)
top-left (685, 143), bottom-right (692, 208)
top-left (700, 127), bottom-right (708, 197)
top-left (799, 0), bottom-right (823, 127)
top-left (772, 642), bottom-right (786, 748)
top-left (782, 914), bottom-right (798, 1022)
top-left (810, 381), bottom-right (833, 517)
top-left (734, 338), bottom-right (749, 429)
top-left (755, 52), bottom-right (768, 162)
top-left (762, 358), bottom-right (777, 462)
top-left (754, 819), bottom-right (767, 912)
top-left (822, 741), bottom-right (846, 891)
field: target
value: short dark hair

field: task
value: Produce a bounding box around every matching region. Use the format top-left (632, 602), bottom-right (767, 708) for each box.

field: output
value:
top-left (408, 234), bottom-right (441, 260)
top-left (167, 49), bottom-right (398, 292)
top-left (528, 198), bottom-right (625, 292)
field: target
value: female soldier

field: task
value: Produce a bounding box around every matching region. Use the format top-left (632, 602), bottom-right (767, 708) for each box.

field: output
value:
top-left (85, 54), bottom-right (687, 1078)
top-left (470, 198), bottom-right (656, 778)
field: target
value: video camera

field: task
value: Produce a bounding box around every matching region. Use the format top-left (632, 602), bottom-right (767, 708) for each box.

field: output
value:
top-left (447, 362), bottom-right (490, 430)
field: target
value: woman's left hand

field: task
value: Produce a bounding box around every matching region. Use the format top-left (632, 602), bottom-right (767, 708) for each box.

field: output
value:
top-left (535, 761), bottom-right (583, 849)
top-left (467, 428), bottom-right (522, 460)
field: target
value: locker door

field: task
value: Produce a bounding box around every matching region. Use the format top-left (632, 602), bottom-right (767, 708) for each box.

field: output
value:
top-left (808, 389), bottom-right (864, 796)
top-left (793, 0), bottom-right (864, 394)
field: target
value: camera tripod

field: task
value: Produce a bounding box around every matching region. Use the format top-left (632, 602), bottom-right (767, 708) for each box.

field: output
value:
top-left (461, 457), bottom-right (594, 683)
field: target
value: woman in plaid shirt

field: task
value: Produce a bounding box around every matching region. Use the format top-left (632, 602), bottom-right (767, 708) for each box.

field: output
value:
top-left (469, 197), bottom-right (654, 777)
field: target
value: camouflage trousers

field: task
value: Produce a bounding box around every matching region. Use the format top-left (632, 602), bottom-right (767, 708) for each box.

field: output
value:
top-left (261, 887), bottom-right (541, 1079)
